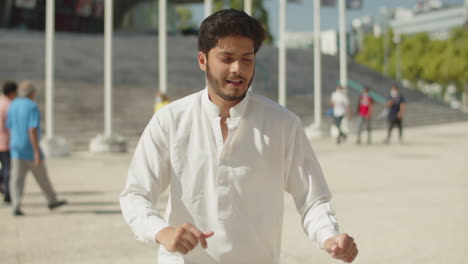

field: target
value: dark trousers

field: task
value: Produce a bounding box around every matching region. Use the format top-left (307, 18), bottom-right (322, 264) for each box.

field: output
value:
top-left (334, 115), bottom-right (347, 143)
top-left (387, 118), bottom-right (403, 142)
top-left (0, 151), bottom-right (11, 201)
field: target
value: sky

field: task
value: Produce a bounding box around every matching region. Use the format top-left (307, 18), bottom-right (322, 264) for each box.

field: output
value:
top-left (186, 0), bottom-right (466, 41)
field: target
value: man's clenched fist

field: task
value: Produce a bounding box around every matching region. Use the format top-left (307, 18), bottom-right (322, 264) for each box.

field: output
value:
top-left (156, 223), bottom-right (214, 255)
top-left (324, 233), bottom-right (358, 263)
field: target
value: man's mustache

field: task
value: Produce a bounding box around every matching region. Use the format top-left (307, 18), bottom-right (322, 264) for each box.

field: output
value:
top-left (226, 75), bottom-right (246, 81)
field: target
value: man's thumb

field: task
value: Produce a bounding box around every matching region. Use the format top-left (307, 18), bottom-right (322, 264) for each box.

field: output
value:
top-left (202, 231), bottom-right (214, 238)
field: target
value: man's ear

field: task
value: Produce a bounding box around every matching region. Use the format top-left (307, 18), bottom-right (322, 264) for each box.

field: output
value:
top-left (198, 51), bottom-right (207, 71)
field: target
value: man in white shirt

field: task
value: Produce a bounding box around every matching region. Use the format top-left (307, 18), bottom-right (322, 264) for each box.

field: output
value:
top-left (120, 8), bottom-right (358, 264)
top-left (330, 86), bottom-right (350, 144)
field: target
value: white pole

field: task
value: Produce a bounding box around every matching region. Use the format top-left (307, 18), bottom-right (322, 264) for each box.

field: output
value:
top-left (382, 14), bottom-right (388, 75)
top-left (45, 0), bottom-right (54, 139)
top-left (245, 0), bottom-right (252, 16)
top-left (104, 0), bottom-right (113, 137)
top-left (204, 0), bottom-right (212, 18)
top-left (339, 0), bottom-right (347, 89)
top-left (159, 0), bottom-right (167, 94)
top-left (278, 0), bottom-right (287, 107)
top-left (313, 0), bottom-right (321, 128)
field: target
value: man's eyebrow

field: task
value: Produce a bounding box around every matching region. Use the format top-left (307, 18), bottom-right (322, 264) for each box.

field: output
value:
top-left (218, 52), bottom-right (233, 56)
top-left (218, 51), bottom-right (255, 56)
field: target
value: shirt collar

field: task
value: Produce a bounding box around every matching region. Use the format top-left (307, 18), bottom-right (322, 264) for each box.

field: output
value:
top-left (202, 87), bottom-right (250, 119)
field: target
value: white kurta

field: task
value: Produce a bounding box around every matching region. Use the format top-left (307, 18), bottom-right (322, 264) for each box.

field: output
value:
top-left (120, 89), bottom-right (339, 264)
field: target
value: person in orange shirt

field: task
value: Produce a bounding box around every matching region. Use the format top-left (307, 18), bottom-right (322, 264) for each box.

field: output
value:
top-left (0, 81), bottom-right (18, 203)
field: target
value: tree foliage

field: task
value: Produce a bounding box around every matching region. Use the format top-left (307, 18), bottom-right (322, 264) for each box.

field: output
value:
top-left (175, 6), bottom-right (197, 33)
top-left (355, 27), bottom-right (468, 93)
top-left (213, 0), bottom-right (273, 44)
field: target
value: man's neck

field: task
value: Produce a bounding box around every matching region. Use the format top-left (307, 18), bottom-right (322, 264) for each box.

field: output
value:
top-left (207, 89), bottom-right (242, 119)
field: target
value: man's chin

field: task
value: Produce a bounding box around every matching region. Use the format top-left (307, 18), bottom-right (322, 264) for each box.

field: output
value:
top-left (220, 90), bottom-right (247, 102)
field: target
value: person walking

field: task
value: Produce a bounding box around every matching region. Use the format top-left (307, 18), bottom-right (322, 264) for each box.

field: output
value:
top-left (356, 87), bottom-right (373, 144)
top-left (0, 81), bottom-right (18, 203)
top-left (7, 81), bottom-right (66, 216)
top-left (120, 9), bottom-right (357, 264)
top-left (385, 85), bottom-right (406, 144)
top-left (330, 86), bottom-right (350, 144)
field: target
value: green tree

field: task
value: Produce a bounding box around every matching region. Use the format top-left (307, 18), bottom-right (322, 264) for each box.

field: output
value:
top-left (175, 6), bottom-right (197, 33)
top-left (355, 27), bottom-right (468, 94)
top-left (420, 39), bottom-right (445, 83)
top-left (213, 0), bottom-right (273, 43)
top-left (354, 34), bottom-right (383, 72)
top-left (400, 33), bottom-right (429, 82)
top-left (354, 28), bottom-right (396, 75)
top-left (445, 27), bottom-right (468, 91)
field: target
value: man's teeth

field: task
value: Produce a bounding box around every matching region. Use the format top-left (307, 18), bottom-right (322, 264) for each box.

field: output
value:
top-left (228, 80), bottom-right (243, 84)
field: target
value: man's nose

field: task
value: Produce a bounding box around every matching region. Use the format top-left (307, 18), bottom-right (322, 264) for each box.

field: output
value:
top-left (230, 60), bottom-right (242, 75)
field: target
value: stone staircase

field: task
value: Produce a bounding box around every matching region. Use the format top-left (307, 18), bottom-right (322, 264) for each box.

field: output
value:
top-left (1, 30), bottom-right (467, 151)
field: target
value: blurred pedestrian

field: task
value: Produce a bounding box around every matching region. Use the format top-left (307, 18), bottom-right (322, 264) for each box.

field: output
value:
top-left (384, 85), bottom-right (406, 144)
top-left (7, 81), bottom-right (66, 216)
top-left (154, 91), bottom-right (170, 113)
top-left (356, 86), bottom-right (373, 144)
top-left (330, 85), bottom-right (350, 144)
top-left (0, 81), bottom-right (18, 204)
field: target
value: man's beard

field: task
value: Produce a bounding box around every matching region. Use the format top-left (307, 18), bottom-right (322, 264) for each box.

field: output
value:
top-left (206, 62), bottom-right (254, 102)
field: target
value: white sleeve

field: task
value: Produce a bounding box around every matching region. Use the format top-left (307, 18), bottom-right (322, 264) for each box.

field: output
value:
top-left (120, 114), bottom-right (171, 244)
top-left (284, 118), bottom-right (339, 248)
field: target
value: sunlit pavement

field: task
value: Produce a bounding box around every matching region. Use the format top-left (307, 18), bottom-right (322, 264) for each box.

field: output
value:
top-left (1, 122), bottom-right (467, 264)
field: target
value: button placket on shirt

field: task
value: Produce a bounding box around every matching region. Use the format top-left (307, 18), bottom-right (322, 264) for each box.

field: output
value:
top-left (213, 117), bottom-right (224, 156)
top-left (216, 117), bottom-right (239, 219)
top-left (217, 163), bottom-right (231, 219)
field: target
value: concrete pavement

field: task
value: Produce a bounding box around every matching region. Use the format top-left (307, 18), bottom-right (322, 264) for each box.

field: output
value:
top-left (1, 122), bottom-right (467, 264)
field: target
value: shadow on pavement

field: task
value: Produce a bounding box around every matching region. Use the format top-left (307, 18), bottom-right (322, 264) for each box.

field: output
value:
top-left (21, 201), bottom-right (119, 207)
top-left (61, 210), bottom-right (122, 215)
top-left (24, 190), bottom-right (114, 197)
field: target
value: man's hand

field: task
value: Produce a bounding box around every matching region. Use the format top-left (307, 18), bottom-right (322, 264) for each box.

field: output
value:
top-left (324, 233), bottom-right (358, 263)
top-left (155, 223), bottom-right (214, 255)
top-left (28, 128), bottom-right (42, 166)
top-left (33, 151), bottom-right (42, 166)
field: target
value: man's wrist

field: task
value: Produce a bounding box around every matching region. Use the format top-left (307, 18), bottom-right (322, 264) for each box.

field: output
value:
top-left (318, 228), bottom-right (340, 249)
top-left (154, 225), bottom-right (173, 244)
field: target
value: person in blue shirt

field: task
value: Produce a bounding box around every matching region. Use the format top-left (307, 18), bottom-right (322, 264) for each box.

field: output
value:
top-left (7, 81), bottom-right (66, 216)
top-left (384, 85), bottom-right (406, 144)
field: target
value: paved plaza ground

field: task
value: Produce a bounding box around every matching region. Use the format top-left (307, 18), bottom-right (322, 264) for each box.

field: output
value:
top-left (1, 122), bottom-right (467, 264)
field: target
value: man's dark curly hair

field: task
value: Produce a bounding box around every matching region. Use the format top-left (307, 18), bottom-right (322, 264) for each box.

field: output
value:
top-left (198, 9), bottom-right (266, 55)
top-left (3, 81), bottom-right (17, 96)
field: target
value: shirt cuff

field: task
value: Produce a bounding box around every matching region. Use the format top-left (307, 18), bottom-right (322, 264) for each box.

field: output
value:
top-left (318, 228), bottom-right (340, 249)
top-left (149, 220), bottom-right (172, 244)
